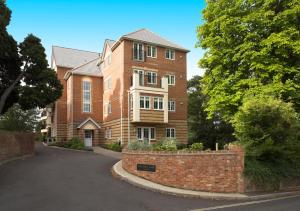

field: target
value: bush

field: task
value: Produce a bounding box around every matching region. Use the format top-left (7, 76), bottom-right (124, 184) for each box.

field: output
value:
top-left (189, 142), bottom-right (204, 151)
top-left (152, 138), bottom-right (177, 151)
top-left (127, 140), bottom-right (151, 151)
top-left (106, 141), bottom-right (122, 152)
top-left (232, 96), bottom-right (300, 189)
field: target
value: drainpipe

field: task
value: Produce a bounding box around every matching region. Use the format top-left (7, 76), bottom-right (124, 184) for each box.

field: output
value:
top-left (127, 90), bottom-right (131, 145)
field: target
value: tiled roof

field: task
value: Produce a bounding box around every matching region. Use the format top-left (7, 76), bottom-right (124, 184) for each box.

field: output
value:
top-left (71, 58), bottom-right (102, 77)
top-left (121, 28), bottom-right (189, 52)
top-left (52, 46), bottom-right (101, 68)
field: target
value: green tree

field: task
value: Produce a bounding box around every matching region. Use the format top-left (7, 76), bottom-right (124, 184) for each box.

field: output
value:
top-left (0, 0), bottom-right (62, 114)
top-left (0, 104), bottom-right (39, 132)
top-left (232, 96), bottom-right (300, 189)
top-left (197, 0), bottom-right (300, 121)
top-left (188, 75), bottom-right (234, 149)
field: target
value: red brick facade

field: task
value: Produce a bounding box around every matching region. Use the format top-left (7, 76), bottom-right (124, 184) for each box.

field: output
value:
top-left (0, 131), bottom-right (35, 162)
top-left (46, 29), bottom-right (189, 147)
top-left (122, 145), bottom-right (245, 193)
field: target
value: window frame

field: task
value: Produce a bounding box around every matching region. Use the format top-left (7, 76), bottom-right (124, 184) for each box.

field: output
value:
top-left (133, 42), bottom-right (144, 61)
top-left (140, 96), bottom-right (150, 109)
top-left (168, 100), bottom-right (176, 112)
top-left (147, 45), bottom-right (157, 58)
top-left (167, 74), bottom-right (176, 85)
top-left (153, 97), bottom-right (163, 110)
top-left (166, 128), bottom-right (176, 138)
top-left (105, 128), bottom-right (112, 139)
top-left (165, 49), bottom-right (175, 60)
top-left (147, 71), bottom-right (157, 84)
top-left (82, 80), bottom-right (91, 113)
top-left (136, 127), bottom-right (156, 141)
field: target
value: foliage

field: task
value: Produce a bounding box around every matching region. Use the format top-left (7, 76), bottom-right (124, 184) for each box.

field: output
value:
top-left (0, 1), bottom-right (62, 114)
top-left (197, 0), bottom-right (300, 121)
top-left (152, 138), bottom-right (177, 151)
top-left (64, 137), bottom-right (86, 150)
top-left (105, 141), bottom-right (122, 152)
top-left (0, 104), bottom-right (38, 132)
top-left (232, 96), bottom-right (300, 189)
top-left (189, 142), bottom-right (204, 151)
top-left (188, 75), bottom-right (235, 149)
top-left (127, 140), bottom-right (151, 151)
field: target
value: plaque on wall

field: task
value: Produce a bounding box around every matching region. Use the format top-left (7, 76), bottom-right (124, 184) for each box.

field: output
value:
top-left (137, 164), bottom-right (156, 172)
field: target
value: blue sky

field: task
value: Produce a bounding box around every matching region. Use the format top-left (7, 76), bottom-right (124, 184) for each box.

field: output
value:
top-left (6, 0), bottom-right (206, 79)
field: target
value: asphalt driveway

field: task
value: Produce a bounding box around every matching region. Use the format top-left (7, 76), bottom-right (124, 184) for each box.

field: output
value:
top-left (0, 143), bottom-right (299, 211)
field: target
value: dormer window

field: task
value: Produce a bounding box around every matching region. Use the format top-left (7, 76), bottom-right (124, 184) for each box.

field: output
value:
top-left (133, 43), bottom-right (144, 61)
top-left (165, 49), bottom-right (175, 60)
top-left (147, 45), bottom-right (157, 58)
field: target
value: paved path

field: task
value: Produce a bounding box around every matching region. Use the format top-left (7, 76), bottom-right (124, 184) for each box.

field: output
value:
top-left (0, 143), bottom-right (300, 211)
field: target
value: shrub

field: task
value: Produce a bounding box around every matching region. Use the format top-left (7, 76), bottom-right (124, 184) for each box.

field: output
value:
top-left (106, 141), bottom-right (122, 152)
top-left (127, 140), bottom-right (151, 151)
top-left (152, 138), bottom-right (177, 151)
top-left (65, 137), bottom-right (85, 150)
top-left (232, 96), bottom-right (300, 189)
top-left (189, 142), bottom-right (204, 151)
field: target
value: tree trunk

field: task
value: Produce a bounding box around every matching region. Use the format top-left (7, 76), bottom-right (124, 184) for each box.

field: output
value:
top-left (0, 73), bottom-right (23, 114)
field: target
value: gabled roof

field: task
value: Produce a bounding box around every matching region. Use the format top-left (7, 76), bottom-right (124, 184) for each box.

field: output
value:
top-left (72, 58), bottom-right (102, 77)
top-left (119, 28), bottom-right (189, 52)
top-left (52, 46), bottom-right (101, 68)
top-left (106, 39), bottom-right (116, 48)
top-left (77, 117), bottom-right (101, 129)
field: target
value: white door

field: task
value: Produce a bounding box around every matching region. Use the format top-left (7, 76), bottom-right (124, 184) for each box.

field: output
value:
top-left (84, 130), bottom-right (93, 147)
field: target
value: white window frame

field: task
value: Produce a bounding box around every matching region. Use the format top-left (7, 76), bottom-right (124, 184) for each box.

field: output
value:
top-left (140, 96), bottom-right (150, 109)
top-left (153, 97), bottom-right (163, 110)
top-left (165, 49), bottom-right (175, 60)
top-left (108, 101), bottom-right (112, 114)
top-left (82, 81), bottom-right (91, 113)
top-left (167, 75), bottom-right (176, 85)
top-left (147, 71), bottom-right (157, 84)
top-left (168, 101), bottom-right (176, 112)
top-left (166, 128), bottom-right (176, 138)
top-left (105, 128), bottom-right (112, 139)
top-left (147, 45), bottom-right (157, 58)
top-left (136, 127), bottom-right (156, 141)
top-left (133, 42), bottom-right (144, 61)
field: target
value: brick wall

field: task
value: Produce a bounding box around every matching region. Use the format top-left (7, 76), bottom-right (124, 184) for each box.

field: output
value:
top-left (0, 131), bottom-right (35, 162)
top-left (122, 145), bottom-right (245, 193)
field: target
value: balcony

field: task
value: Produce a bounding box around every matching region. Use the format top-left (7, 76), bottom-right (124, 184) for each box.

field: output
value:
top-left (129, 71), bottom-right (168, 123)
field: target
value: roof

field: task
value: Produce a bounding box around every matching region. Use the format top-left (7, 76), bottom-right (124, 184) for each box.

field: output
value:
top-left (106, 39), bottom-right (117, 48)
top-left (52, 46), bottom-right (101, 68)
top-left (120, 28), bottom-right (189, 52)
top-left (77, 117), bottom-right (101, 129)
top-left (72, 58), bottom-right (102, 77)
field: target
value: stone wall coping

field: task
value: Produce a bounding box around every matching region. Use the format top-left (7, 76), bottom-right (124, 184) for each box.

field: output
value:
top-left (122, 149), bottom-right (237, 156)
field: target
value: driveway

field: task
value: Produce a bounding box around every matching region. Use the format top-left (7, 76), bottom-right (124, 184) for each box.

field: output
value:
top-left (0, 143), bottom-right (299, 211)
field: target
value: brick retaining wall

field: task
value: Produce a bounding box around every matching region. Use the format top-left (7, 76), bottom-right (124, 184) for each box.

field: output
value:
top-left (122, 145), bottom-right (245, 193)
top-left (0, 131), bottom-right (35, 162)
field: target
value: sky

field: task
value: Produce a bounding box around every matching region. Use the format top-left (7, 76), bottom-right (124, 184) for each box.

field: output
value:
top-left (6, 0), bottom-right (206, 79)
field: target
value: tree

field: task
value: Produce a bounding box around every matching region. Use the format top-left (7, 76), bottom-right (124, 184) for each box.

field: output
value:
top-left (0, 0), bottom-right (62, 114)
top-left (0, 104), bottom-right (39, 132)
top-left (188, 75), bottom-right (234, 149)
top-left (232, 96), bottom-right (300, 189)
top-left (197, 0), bottom-right (300, 121)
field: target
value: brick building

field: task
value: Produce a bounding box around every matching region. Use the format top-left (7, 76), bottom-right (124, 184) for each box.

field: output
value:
top-left (41, 29), bottom-right (189, 147)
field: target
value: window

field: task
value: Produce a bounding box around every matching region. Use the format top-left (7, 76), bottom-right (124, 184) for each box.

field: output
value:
top-left (104, 77), bottom-right (112, 90)
top-left (108, 102), bottom-right (112, 114)
top-left (130, 95), bottom-right (133, 111)
top-left (147, 45), bottom-right (157, 58)
top-left (137, 127), bottom-right (156, 141)
top-left (154, 97), bottom-right (163, 110)
top-left (105, 128), bottom-right (112, 139)
top-left (165, 49), bottom-right (175, 60)
top-left (136, 69), bottom-right (144, 86)
top-left (168, 101), bottom-right (175, 111)
top-left (167, 75), bottom-right (175, 85)
top-left (133, 43), bottom-right (144, 61)
top-left (83, 81), bottom-right (91, 112)
top-left (147, 72), bottom-right (157, 84)
top-left (140, 96), bottom-right (150, 109)
top-left (166, 128), bottom-right (176, 138)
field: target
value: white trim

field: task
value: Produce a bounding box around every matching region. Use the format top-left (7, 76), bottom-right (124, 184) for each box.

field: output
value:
top-left (166, 128), bottom-right (176, 138)
top-left (77, 117), bottom-right (101, 129)
top-left (133, 42), bottom-right (144, 61)
top-left (153, 97), bottom-right (164, 110)
top-left (140, 96), bottom-right (150, 110)
top-left (168, 100), bottom-right (176, 112)
top-left (136, 127), bottom-right (156, 141)
top-left (82, 80), bottom-right (91, 113)
top-left (165, 49), bottom-right (175, 60)
top-left (167, 74), bottom-right (176, 86)
top-left (146, 71), bottom-right (157, 85)
top-left (146, 45), bottom-right (157, 58)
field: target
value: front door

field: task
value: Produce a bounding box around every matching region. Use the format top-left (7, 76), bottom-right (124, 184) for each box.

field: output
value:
top-left (84, 130), bottom-right (93, 147)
